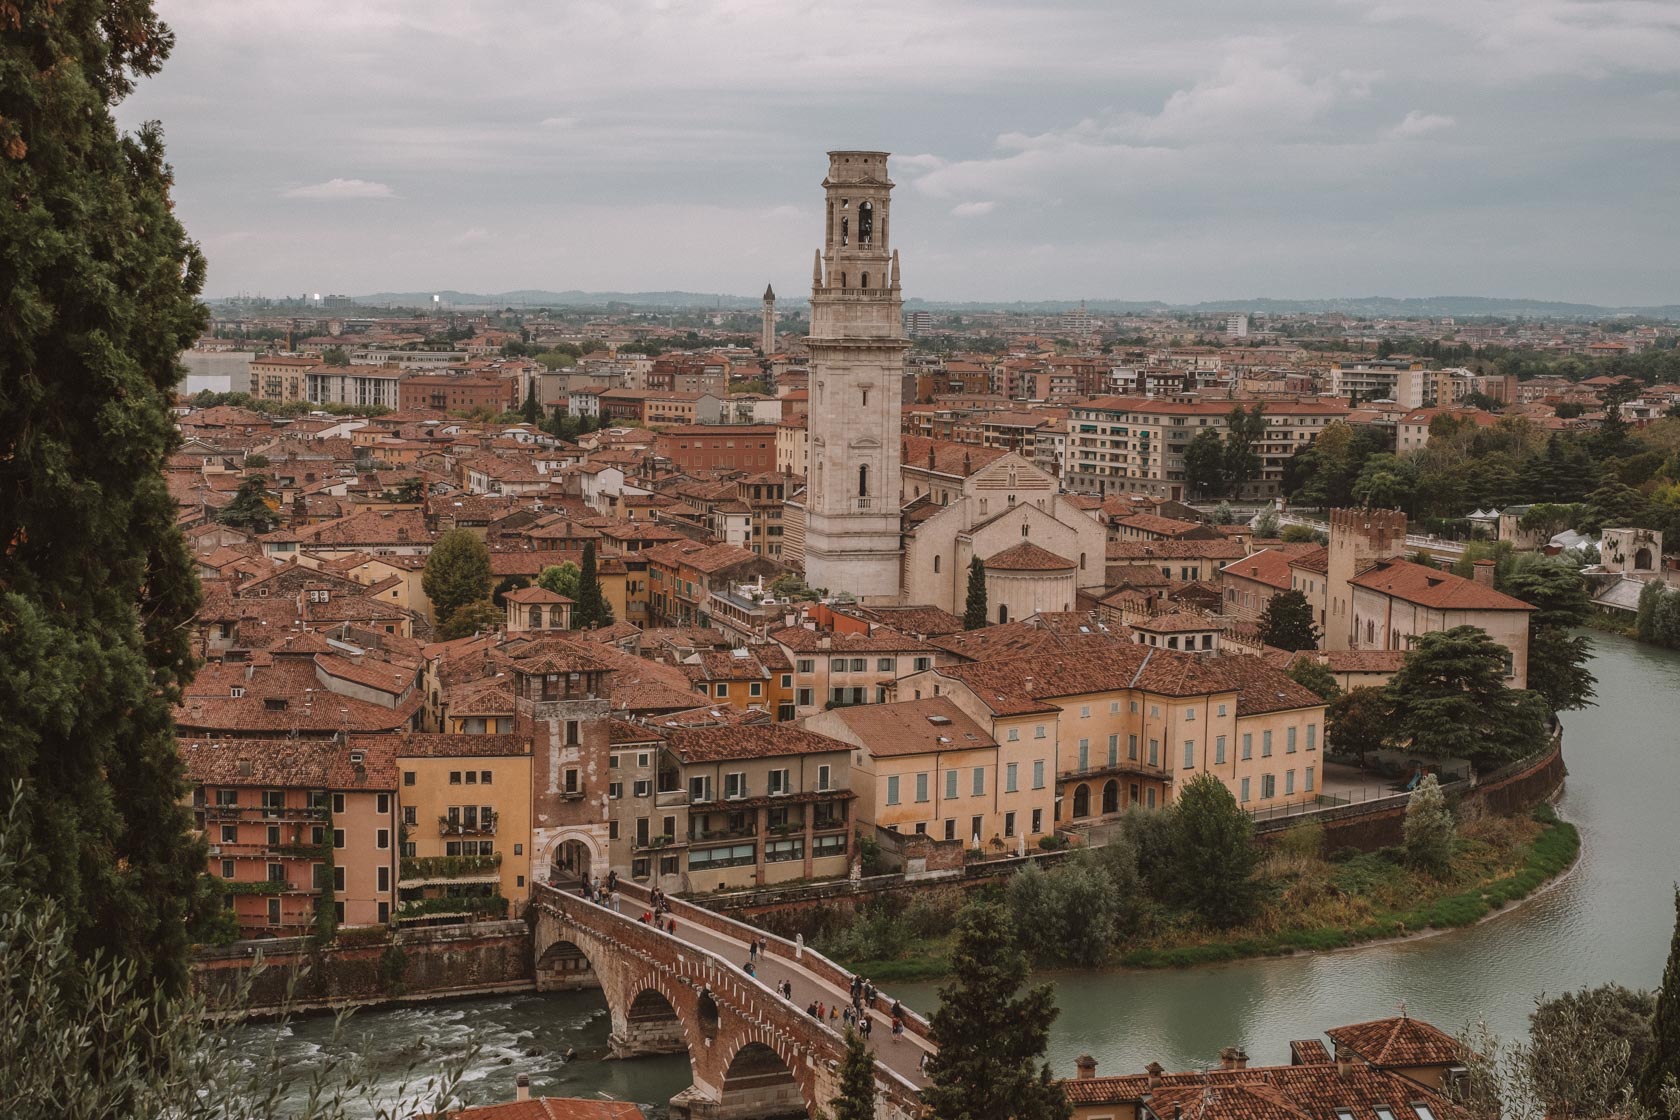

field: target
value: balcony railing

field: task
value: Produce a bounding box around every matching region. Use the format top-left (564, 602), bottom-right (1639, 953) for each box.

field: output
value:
top-left (438, 811), bottom-right (498, 837)
top-left (399, 852), bottom-right (502, 882)
top-left (688, 824), bottom-right (756, 842)
top-left (205, 805), bottom-right (329, 822)
top-left (655, 789), bottom-right (689, 808)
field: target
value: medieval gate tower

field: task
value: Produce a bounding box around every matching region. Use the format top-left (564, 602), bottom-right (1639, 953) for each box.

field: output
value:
top-left (801, 151), bottom-right (909, 600)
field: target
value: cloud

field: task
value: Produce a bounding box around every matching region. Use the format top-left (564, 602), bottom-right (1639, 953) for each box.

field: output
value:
top-left (539, 116), bottom-right (579, 129)
top-left (282, 178), bottom-right (396, 200)
top-left (1392, 110), bottom-right (1456, 137)
top-left (950, 201), bottom-right (996, 218)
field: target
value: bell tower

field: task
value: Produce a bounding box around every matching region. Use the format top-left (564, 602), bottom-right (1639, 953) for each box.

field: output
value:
top-left (801, 151), bottom-right (908, 601)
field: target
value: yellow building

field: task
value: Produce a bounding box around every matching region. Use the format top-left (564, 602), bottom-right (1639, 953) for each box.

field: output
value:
top-left (377, 733), bottom-right (534, 920)
top-left (806, 696), bottom-right (1057, 849)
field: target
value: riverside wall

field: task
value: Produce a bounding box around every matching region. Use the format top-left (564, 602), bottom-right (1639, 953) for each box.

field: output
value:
top-left (192, 919), bottom-right (532, 1014)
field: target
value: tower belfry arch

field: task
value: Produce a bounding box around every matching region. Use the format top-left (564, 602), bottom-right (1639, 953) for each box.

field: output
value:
top-left (801, 151), bottom-right (909, 600)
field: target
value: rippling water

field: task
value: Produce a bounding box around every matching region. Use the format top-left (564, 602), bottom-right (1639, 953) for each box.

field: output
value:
top-left (236, 631), bottom-right (1680, 1108)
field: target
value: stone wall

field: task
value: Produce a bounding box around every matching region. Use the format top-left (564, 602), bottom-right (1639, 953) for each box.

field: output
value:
top-left (193, 920), bottom-right (532, 1013)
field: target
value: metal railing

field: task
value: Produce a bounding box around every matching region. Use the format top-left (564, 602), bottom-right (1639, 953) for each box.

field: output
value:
top-left (1247, 771), bottom-right (1470, 827)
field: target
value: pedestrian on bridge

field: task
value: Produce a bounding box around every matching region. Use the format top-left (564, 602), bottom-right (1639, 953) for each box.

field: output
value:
top-left (891, 1016), bottom-right (904, 1042)
top-left (744, 960), bottom-right (756, 977)
top-left (859, 1015), bottom-right (872, 1040)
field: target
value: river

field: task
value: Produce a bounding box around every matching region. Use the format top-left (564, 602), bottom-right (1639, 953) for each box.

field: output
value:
top-left (242, 631), bottom-right (1679, 1113)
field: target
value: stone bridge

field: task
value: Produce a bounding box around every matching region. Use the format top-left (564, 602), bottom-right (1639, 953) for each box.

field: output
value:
top-left (531, 880), bottom-right (931, 1120)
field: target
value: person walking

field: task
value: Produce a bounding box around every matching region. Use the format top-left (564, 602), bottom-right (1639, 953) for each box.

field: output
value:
top-left (891, 1016), bottom-right (904, 1042)
top-left (859, 1015), bottom-right (872, 1040)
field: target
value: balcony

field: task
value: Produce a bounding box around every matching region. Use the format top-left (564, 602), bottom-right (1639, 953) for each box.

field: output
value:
top-left (205, 804), bottom-right (329, 822)
top-left (399, 852), bottom-right (502, 887)
top-left (438, 811), bottom-right (498, 837)
top-left (688, 823), bottom-right (756, 842)
top-left (655, 788), bottom-right (689, 808)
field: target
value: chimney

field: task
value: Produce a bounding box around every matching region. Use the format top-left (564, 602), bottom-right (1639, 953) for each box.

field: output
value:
top-left (515, 1073), bottom-right (530, 1102)
top-left (1146, 1061), bottom-right (1165, 1089)
top-left (1218, 1046), bottom-right (1240, 1070)
top-left (1075, 1055), bottom-right (1097, 1080)
top-left (1335, 1046), bottom-right (1356, 1079)
top-left (1472, 559), bottom-right (1495, 586)
top-left (1232, 1047), bottom-right (1248, 1070)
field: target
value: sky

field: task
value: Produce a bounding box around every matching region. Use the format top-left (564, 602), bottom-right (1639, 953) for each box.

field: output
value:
top-left (117, 0), bottom-right (1680, 306)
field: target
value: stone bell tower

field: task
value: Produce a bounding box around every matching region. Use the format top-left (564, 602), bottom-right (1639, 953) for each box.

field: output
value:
top-left (760, 283), bottom-right (776, 355)
top-left (801, 151), bottom-right (909, 601)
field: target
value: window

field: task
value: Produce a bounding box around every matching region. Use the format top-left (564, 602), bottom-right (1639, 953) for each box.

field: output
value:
top-left (1242, 733), bottom-right (1253, 760)
top-left (403, 805), bottom-right (416, 826)
top-left (750, 681), bottom-right (762, 697)
top-left (1183, 740), bottom-right (1195, 768)
top-left (1218, 703), bottom-right (1227, 717)
top-left (481, 770), bottom-right (492, 784)
top-left (377, 865), bottom-right (390, 892)
top-left (449, 770), bottom-right (462, 784)
top-left (334, 866), bottom-right (346, 891)
top-left (1215, 735), bottom-right (1227, 764)
top-left (813, 833), bottom-right (847, 857)
top-left (1005, 762), bottom-right (1018, 793)
top-left (1287, 770), bottom-right (1298, 795)
top-left (1148, 739), bottom-right (1159, 766)
top-left (1305, 766), bottom-right (1315, 792)
top-left (1413, 1106), bottom-right (1438, 1120)
top-left (1240, 777), bottom-right (1251, 803)
top-left (221, 859), bottom-right (234, 878)
top-left (267, 897), bottom-right (281, 926)
top-left (972, 767), bottom-right (985, 796)
top-left (1006, 728), bottom-right (1020, 742)
top-left (403, 771), bottom-right (415, 786)
top-left (1031, 808), bottom-right (1042, 833)
top-left (1375, 1109), bottom-right (1397, 1120)
top-left (1150, 705), bottom-right (1159, 718)
top-left (768, 769), bottom-right (790, 796)
top-left (1262, 773), bottom-right (1276, 799)
top-left (915, 773), bottom-right (929, 803)
top-left (878, 658), bottom-right (895, 673)
top-left (945, 769), bottom-right (958, 800)
top-left (1004, 811), bottom-right (1016, 837)
top-left (219, 824), bottom-right (237, 844)
top-left (333, 829), bottom-right (345, 849)
top-left (1287, 727), bottom-right (1298, 753)
top-left (376, 793), bottom-right (390, 815)
top-left (215, 789), bottom-right (237, 807)
top-left (817, 765), bottom-right (831, 791)
top-left (465, 771), bottom-right (478, 785)
top-left (765, 838), bottom-right (804, 863)
top-left (1080, 705), bottom-right (1091, 719)
top-left (332, 793), bottom-right (345, 814)
top-left (689, 843), bottom-right (756, 870)
top-left (376, 828), bottom-right (389, 849)
top-left (634, 779), bottom-right (652, 797)
top-left (1184, 707), bottom-right (1195, 722)
top-left (716, 683), bottom-right (729, 698)
top-left (886, 775), bottom-right (901, 805)
top-left (1077, 739), bottom-right (1090, 771)
top-left (609, 781), bottom-right (623, 799)
top-left (261, 789), bottom-right (284, 813)
top-left (913, 656), bottom-right (931, 671)
top-left (1034, 725), bottom-right (1046, 739)
top-left (1262, 730), bottom-right (1273, 757)
top-left (1128, 734), bottom-right (1139, 761)
top-left (797, 688), bottom-right (814, 707)
top-left (1307, 724), bottom-right (1317, 751)
top-left (797, 659), bottom-right (814, 674)
top-left (724, 772), bottom-right (747, 799)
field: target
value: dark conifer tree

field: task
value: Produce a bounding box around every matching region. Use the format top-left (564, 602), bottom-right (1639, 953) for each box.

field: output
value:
top-left (964, 557), bottom-right (989, 630)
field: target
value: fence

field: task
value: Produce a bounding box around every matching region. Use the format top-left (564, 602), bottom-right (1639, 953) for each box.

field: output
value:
top-left (1249, 771), bottom-right (1471, 830)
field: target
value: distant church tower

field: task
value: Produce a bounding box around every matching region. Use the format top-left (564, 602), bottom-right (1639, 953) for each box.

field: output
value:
top-left (801, 151), bottom-right (909, 601)
top-left (761, 283), bottom-right (776, 355)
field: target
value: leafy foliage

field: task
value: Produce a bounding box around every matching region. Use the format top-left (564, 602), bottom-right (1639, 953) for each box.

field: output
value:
top-left (538, 561), bottom-right (581, 602)
top-left (1286, 657), bottom-right (1342, 702)
top-left (437, 599), bottom-right (502, 641)
top-left (830, 1028), bottom-right (877, 1120)
top-left (1387, 626), bottom-right (1549, 769)
top-left (1639, 889), bottom-right (1680, 1111)
top-left (924, 902), bottom-right (1069, 1120)
top-left (1258, 589), bottom-right (1320, 651)
top-left (422, 529), bottom-right (492, 630)
top-left (0, 0), bottom-right (212, 996)
top-left (963, 557), bottom-right (988, 630)
top-left (1325, 686), bottom-right (1393, 761)
top-left (218, 474), bottom-right (278, 533)
top-left (1167, 774), bottom-right (1261, 928)
top-left (1402, 774), bottom-right (1456, 876)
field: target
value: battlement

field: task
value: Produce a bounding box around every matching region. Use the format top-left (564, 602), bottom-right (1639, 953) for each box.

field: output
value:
top-left (1329, 507), bottom-right (1408, 546)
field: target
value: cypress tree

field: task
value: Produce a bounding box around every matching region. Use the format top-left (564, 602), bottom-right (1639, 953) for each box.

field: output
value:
top-left (575, 541), bottom-right (612, 629)
top-left (964, 557), bottom-right (989, 630)
top-left (0, 0), bottom-right (209, 994)
top-left (924, 902), bottom-right (1069, 1120)
top-left (830, 1027), bottom-right (877, 1120)
top-left (1637, 887), bottom-right (1680, 1110)
top-left (522, 381), bottom-right (540, 425)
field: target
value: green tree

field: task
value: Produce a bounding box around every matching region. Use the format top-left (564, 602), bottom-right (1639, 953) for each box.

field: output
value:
top-left (1257, 589), bottom-right (1320, 651)
top-left (521, 381), bottom-right (540, 425)
top-left (1212, 501), bottom-right (1236, 525)
top-left (830, 1028), bottom-right (877, 1120)
top-left (492, 575), bottom-right (531, 608)
top-left (1167, 773), bottom-right (1261, 928)
top-left (422, 529), bottom-right (492, 630)
top-left (923, 902), bottom-right (1070, 1120)
top-left (1351, 453), bottom-right (1418, 511)
top-left (218, 474), bottom-right (277, 533)
top-left (1253, 509), bottom-right (1281, 538)
top-left (1504, 559), bottom-right (1596, 711)
top-left (0, 0), bottom-right (210, 996)
top-left (964, 557), bottom-right (989, 630)
top-left (1534, 985), bottom-right (1657, 1087)
top-left (1387, 626), bottom-right (1549, 769)
top-left (1402, 773), bottom-right (1456, 876)
top-left (538, 560), bottom-right (581, 602)
top-left (321, 345), bottom-right (350, 366)
top-left (1638, 888), bottom-right (1680, 1111)
top-left (1638, 579), bottom-right (1667, 643)
top-left (437, 598), bottom-right (502, 640)
top-left (1326, 686), bottom-right (1393, 764)
top-left (1224, 405), bottom-right (1266, 493)
top-left (1183, 428), bottom-right (1228, 499)
top-left (1286, 657), bottom-right (1341, 702)
top-left (574, 541), bottom-right (614, 630)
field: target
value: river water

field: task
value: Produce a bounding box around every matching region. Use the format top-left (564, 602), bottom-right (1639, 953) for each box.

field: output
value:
top-left (243, 632), bottom-right (1680, 1112)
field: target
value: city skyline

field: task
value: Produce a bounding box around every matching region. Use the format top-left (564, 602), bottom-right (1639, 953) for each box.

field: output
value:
top-left (122, 0), bottom-right (1680, 306)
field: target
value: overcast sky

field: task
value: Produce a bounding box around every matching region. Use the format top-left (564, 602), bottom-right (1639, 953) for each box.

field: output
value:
top-left (119, 0), bottom-right (1680, 305)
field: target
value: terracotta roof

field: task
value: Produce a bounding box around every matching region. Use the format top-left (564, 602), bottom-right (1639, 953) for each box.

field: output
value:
top-left (815, 697), bottom-right (997, 758)
top-left (181, 737), bottom-right (397, 790)
top-left (1289, 546), bottom-right (1330, 574)
top-left (1113, 512), bottom-right (1203, 537)
top-left (1108, 539), bottom-right (1247, 561)
top-left (1326, 1015), bottom-right (1465, 1067)
top-left (840, 604), bottom-right (967, 638)
top-left (1132, 611), bottom-right (1219, 633)
top-left (900, 435), bottom-right (1011, 477)
top-left (1322, 650), bottom-right (1408, 673)
top-left (985, 541), bottom-right (1076, 571)
top-left (1348, 558), bottom-right (1533, 612)
top-left (504, 586), bottom-right (576, 605)
top-left (1222, 547), bottom-right (1318, 591)
top-left (664, 723), bottom-right (850, 763)
top-left (375, 733), bottom-right (532, 759)
top-left (771, 625), bottom-right (934, 653)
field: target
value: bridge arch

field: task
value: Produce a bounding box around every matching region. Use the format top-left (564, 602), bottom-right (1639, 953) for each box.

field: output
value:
top-left (616, 979), bottom-right (692, 1059)
top-left (534, 937), bottom-right (598, 990)
top-left (539, 829), bottom-right (606, 888)
top-left (718, 1034), bottom-right (818, 1120)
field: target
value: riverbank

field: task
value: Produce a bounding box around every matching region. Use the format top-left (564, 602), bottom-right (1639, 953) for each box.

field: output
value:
top-left (832, 803), bottom-right (1580, 982)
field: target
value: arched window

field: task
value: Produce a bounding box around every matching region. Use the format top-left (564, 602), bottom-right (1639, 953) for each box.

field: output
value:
top-left (858, 201), bottom-right (874, 244)
top-left (840, 217), bottom-right (849, 246)
top-left (529, 606), bottom-right (543, 629)
top-left (1072, 784), bottom-right (1091, 818)
top-left (933, 555), bottom-right (941, 573)
top-left (1079, 552), bottom-right (1087, 570)
top-left (858, 464), bottom-right (869, 498)
top-left (861, 272), bottom-right (869, 289)
top-left (839, 272), bottom-right (847, 289)
top-left (1021, 523), bottom-right (1029, 538)
top-left (1102, 781), bottom-right (1119, 815)
top-left (998, 604), bottom-right (1008, 624)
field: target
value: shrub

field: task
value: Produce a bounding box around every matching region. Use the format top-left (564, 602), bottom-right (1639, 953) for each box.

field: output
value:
top-left (1403, 774), bottom-right (1457, 877)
